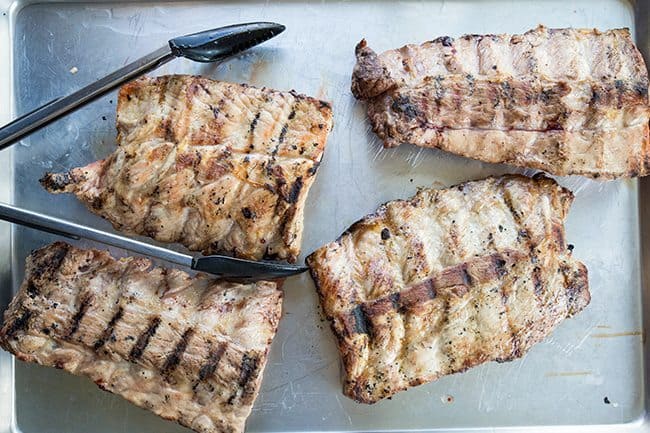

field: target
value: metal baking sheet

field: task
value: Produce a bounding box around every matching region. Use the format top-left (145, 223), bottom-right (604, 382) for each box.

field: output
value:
top-left (0, 0), bottom-right (648, 432)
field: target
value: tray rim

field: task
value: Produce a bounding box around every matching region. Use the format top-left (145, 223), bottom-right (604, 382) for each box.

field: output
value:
top-left (0, 0), bottom-right (648, 432)
top-left (1, 0), bottom-right (15, 431)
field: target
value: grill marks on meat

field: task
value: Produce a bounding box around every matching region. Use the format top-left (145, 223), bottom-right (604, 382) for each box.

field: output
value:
top-left (307, 175), bottom-right (589, 403)
top-left (352, 26), bottom-right (650, 178)
top-left (40, 75), bottom-right (333, 262)
top-left (128, 316), bottom-right (161, 361)
top-left (0, 242), bottom-right (283, 433)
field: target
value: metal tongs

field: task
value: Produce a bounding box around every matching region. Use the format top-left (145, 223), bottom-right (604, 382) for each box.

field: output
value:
top-left (0, 203), bottom-right (305, 281)
top-left (0, 22), bottom-right (308, 281)
top-left (0, 22), bottom-right (286, 148)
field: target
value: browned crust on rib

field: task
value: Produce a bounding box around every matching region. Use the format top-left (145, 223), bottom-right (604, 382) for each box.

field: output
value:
top-left (351, 39), bottom-right (396, 99)
top-left (306, 174), bottom-right (589, 403)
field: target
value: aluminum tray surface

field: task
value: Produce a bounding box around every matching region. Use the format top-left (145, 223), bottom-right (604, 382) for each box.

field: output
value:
top-left (0, 0), bottom-right (647, 432)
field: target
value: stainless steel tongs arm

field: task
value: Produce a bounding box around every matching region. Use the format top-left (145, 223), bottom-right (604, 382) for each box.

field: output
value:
top-left (0, 46), bottom-right (173, 151)
top-left (0, 202), bottom-right (306, 281)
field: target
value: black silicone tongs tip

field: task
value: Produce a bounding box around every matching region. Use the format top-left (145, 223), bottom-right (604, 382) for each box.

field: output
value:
top-left (192, 254), bottom-right (307, 281)
top-left (169, 22), bottom-right (286, 63)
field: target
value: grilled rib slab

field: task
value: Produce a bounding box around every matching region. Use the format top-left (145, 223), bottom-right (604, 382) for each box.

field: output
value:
top-left (307, 175), bottom-right (589, 403)
top-left (41, 75), bottom-right (333, 262)
top-left (352, 26), bottom-right (650, 179)
top-left (0, 242), bottom-right (283, 433)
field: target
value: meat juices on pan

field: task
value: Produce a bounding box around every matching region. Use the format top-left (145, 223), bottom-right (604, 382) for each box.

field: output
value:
top-left (41, 75), bottom-right (333, 262)
top-left (0, 242), bottom-right (283, 433)
top-left (307, 175), bottom-right (589, 403)
top-left (352, 26), bottom-right (650, 179)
